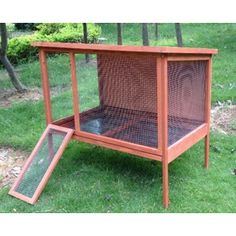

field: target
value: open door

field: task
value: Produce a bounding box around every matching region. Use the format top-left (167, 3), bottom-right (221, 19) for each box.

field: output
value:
top-left (9, 124), bottom-right (74, 204)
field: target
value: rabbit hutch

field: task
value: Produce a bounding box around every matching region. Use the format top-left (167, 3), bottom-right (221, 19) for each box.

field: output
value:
top-left (9, 42), bottom-right (217, 208)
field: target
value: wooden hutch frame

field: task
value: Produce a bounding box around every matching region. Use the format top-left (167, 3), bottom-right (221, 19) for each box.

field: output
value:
top-left (28, 42), bottom-right (217, 208)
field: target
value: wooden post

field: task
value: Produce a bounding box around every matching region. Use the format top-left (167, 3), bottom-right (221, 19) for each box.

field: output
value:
top-left (39, 49), bottom-right (52, 124)
top-left (69, 52), bottom-right (80, 131)
top-left (204, 58), bottom-right (212, 168)
top-left (158, 55), bottom-right (169, 208)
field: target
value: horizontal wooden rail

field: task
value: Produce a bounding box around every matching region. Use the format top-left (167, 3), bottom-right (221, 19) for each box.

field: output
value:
top-left (167, 55), bottom-right (211, 61)
top-left (168, 123), bottom-right (208, 163)
top-left (72, 134), bottom-right (162, 161)
top-left (76, 130), bottom-right (161, 155)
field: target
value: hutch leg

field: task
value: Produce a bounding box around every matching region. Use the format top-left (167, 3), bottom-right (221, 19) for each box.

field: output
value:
top-left (157, 55), bottom-right (169, 208)
top-left (161, 63), bottom-right (169, 207)
top-left (162, 157), bottom-right (169, 208)
top-left (204, 58), bottom-right (212, 169)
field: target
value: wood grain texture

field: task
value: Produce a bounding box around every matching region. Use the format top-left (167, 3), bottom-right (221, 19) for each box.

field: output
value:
top-left (204, 58), bottom-right (213, 168)
top-left (168, 124), bottom-right (208, 163)
top-left (9, 124), bottom-right (74, 204)
top-left (32, 42), bottom-right (218, 55)
top-left (69, 52), bottom-right (80, 132)
top-left (159, 56), bottom-right (169, 208)
top-left (72, 134), bottom-right (162, 161)
top-left (39, 50), bottom-right (52, 124)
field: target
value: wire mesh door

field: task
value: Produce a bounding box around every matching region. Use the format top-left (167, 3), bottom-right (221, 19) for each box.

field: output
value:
top-left (9, 124), bottom-right (74, 204)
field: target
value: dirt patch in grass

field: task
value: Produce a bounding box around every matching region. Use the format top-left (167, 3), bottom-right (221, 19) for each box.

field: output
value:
top-left (0, 87), bottom-right (68, 108)
top-left (211, 104), bottom-right (236, 135)
top-left (0, 147), bottom-right (29, 188)
top-left (0, 88), bottom-right (41, 107)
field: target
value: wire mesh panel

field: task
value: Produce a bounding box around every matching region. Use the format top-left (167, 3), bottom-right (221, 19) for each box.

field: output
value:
top-left (9, 125), bottom-right (73, 204)
top-left (168, 60), bottom-right (207, 146)
top-left (78, 53), bottom-right (158, 148)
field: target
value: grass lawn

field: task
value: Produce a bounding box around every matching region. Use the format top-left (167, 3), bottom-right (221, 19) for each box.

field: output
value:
top-left (0, 23), bottom-right (236, 212)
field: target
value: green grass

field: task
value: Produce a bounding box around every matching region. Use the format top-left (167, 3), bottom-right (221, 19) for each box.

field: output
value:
top-left (0, 23), bottom-right (236, 212)
top-left (1, 135), bottom-right (236, 213)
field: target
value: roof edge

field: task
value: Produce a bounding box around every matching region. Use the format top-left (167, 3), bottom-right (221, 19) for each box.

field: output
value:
top-left (32, 42), bottom-right (218, 55)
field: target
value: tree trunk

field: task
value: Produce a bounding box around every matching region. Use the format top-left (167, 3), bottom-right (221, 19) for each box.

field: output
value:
top-left (155, 23), bottom-right (159, 40)
top-left (83, 23), bottom-right (89, 63)
top-left (175, 23), bottom-right (183, 47)
top-left (0, 23), bottom-right (26, 93)
top-left (142, 23), bottom-right (149, 46)
top-left (117, 23), bottom-right (123, 45)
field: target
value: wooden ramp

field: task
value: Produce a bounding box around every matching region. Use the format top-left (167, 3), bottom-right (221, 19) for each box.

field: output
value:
top-left (9, 124), bottom-right (74, 204)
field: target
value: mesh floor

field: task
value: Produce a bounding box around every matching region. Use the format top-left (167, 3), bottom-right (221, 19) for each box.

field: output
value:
top-left (15, 129), bottom-right (67, 198)
top-left (80, 106), bottom-right (202, 147)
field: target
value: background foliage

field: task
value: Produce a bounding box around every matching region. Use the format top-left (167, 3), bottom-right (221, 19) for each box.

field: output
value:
top-left (7, 23), bottom-right (101, 64)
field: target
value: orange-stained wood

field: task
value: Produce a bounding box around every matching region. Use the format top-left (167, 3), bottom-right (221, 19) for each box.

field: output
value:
top-left (53, 115), bottom-right (74, 126)
top-left (29, 43), bottom-right (217, 208)
top-left (168, 123), bottom-right (208, 163)
top-left (157, 57), bottom-right (163, 153)
top-left (9, 124), bottom-right (74, 204)
top-left (204, 58), bottom-right (213, 168)
top-left (32, 42), bottom-right (218, 55)
top-left (167, 55), bottom-right (211, 61)
top-left (39, 50), bottom-right (52, 124)
top-left (53, 116), bottom-right (161, 158)
top-left (159, 56), bottom-right (169, 208)
top-left (76, 130), bottom-right (160, 155)
top-left (8, 191), bottom-right (35, 205)
top-left (69, 52), bottom-right (80, 132)
top-left (32, 126), bottom-right (73, 204)
top-left (9, 125), bottom-right (51, 193)
top-left (52, 114), bottom-right (162, 158)
top-left (72, 134), bottom-right (162, 162)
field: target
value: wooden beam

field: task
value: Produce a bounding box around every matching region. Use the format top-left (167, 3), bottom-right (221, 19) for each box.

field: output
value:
top-left (204, 58), bottom-right (212, 168)
top-left (32, 42), bottom-right (218, 55)
top-left (39, 49), bottom-right (52, 124)
top-left (159, 55), bottom-right (169, 208)
top-left (69, 52), bottom-right (80, 132)
top-left (168, 124), bottom-right (208, 163)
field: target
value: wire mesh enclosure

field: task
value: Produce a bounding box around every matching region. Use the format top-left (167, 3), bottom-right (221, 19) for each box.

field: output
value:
top-left (9, 42), bottom-right (217, 208)
top-left (78, 55), bottom-right (208, 148)
top-left (79, 53), bottom-right (158, 148)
